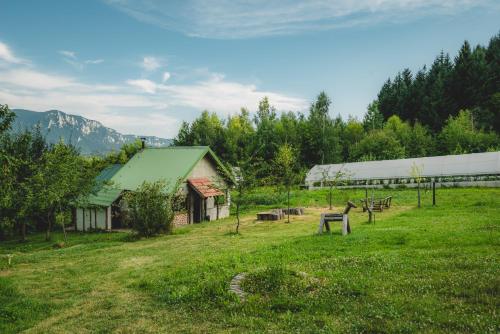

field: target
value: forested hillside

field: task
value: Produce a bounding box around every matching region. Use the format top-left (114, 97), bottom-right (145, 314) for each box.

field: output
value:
top-left (175, 32), bottom-right (500, 178)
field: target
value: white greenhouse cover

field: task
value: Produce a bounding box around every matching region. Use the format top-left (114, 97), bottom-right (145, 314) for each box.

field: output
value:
top-left (305, 151), bottom-right (500, 183)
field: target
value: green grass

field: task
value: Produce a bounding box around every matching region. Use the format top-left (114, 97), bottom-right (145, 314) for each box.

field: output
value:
top-left (0, 187), bottom-right (499, 333)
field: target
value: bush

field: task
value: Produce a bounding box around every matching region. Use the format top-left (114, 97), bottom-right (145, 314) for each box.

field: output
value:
top-left (123, 180), bottom-right (177, 237)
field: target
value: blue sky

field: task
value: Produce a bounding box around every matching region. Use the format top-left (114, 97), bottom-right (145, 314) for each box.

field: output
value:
top-left (0, 0), bottom-right (499, 137)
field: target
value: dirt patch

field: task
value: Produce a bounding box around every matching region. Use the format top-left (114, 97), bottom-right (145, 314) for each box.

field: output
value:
top-left (0, 270), bottom-right (12, 277)
top-left (120, 256), bottom-right (155, 269)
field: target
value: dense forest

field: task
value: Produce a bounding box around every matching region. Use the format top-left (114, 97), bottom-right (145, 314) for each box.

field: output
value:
top-left (175, 33), bottom-right (500, 178)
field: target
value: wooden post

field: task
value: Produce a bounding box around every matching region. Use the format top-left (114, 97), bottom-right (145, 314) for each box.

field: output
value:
top-left (432, 181), bottom-right (436, 206)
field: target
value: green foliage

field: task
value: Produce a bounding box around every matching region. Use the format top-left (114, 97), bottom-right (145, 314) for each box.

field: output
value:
top-left (377, 32), bottom-right (500, 132)
top-left (363, 100), bottom-right (384, 131)
top-left (350, 130), bottom-right (405, 161)
top-left (439, 110), bottom-right (499, 154)
top-left (0, 104), bottom-right (15, 135)
top-left (123, 180), bottom-right (177, 237)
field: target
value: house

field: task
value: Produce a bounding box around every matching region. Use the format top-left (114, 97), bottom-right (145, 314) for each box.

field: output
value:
top-left (74, 146), bottom-right (233, 231)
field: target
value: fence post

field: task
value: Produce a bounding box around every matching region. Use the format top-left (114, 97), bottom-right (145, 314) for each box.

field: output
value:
top-left (432, 181), bottom-right (436, 206)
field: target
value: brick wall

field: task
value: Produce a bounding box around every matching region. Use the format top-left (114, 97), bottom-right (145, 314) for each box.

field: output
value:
top-left (173, 212), bottom-right (189, 226)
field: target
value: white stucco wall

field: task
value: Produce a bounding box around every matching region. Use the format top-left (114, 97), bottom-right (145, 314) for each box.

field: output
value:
top-left (76, 207), bottom-right (111, 231)
top-left (185, 154), bottom-right (230, 222)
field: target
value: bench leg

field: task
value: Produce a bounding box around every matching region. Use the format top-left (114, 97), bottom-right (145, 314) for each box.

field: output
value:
top-left (342, 215), bottom-right (348, 236)
top-left (318, 215), bottom-right (325, 234)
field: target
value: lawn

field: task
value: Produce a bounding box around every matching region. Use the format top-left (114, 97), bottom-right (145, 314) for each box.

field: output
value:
top-left (0, 187), bottom-right (499, 333)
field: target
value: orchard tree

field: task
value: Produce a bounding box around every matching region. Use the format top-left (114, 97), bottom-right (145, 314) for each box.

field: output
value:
top-left (30, 142), bottom-right (96, 241)
top-left (319, 164), bottom-right (350, 210)
top-left (410, 162), bottom-right (424, 208)
top-left (273, 143), bottom-right (297, 223)
top-left (232, 159), bottom-right (256, 234)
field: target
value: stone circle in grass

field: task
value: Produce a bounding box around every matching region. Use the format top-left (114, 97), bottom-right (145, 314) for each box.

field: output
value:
top-left (237, 266), bottom-right (322, 299)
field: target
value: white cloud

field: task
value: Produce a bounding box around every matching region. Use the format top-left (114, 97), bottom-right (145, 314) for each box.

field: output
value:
top-left (0, 69), bottom-right (76, 90)
top-left (105, 0), bottom-right (497, 38)
top-left (126, 79), bottom-right (157, 94)
top-left (0, 41), bottom-right (25, 64)
top-left (162, 71), bottom-right (171, 82)
top-left (156, 73), bottom-right (307, 114)
top-left (141, 56), bottom-right (161, 71)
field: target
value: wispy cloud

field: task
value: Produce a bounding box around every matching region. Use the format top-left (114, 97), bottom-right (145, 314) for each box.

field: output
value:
top-left (141, 56), bottom-right (162, 71)
top-left (59, 50), bottom-right (104, 70)
top-left (0, 41), bottom-right (26, 64)
top-left (59, 50), bottom-right (77, 59)
top-left (85, 59), bottom-right (104, 64)
top-left (162, 71), bottom-right (171, 83)
top-left (0, 41), bottom-right (306, 137)
top-left (105, 0), bottom-right (497, 39)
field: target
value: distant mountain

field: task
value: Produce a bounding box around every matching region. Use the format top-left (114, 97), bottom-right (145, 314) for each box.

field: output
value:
top-left (11, 109), bottom-right (172, 155)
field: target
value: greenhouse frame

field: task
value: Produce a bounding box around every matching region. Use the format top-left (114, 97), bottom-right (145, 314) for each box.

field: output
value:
top-left (305, 151), bottom-right (500, 189)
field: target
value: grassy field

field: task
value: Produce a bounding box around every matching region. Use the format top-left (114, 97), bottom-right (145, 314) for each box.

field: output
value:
top-left (0, 187), bottom-right (499, 333)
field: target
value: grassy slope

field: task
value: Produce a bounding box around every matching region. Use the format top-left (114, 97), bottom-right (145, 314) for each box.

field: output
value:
top-left (0, 187), bottom-right (499, 333)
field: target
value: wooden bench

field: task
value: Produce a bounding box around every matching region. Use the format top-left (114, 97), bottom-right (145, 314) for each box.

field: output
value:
top-left (361, 196), bottom-right (392, 212)
top-left (318, 201), bottom-right (357, 235)
top-left (383, 196), bottom-right (392, 208)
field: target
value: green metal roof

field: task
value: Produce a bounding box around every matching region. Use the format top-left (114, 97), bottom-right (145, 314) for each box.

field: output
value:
top-left (86, 187), bottom-right (123, 207)
top-left (110, 146), bottom-right (233, 192)
top-left (81, 164), bottom-right (124, 207)
top-left (78, 146), bottom-right (232, 207)
top-left (96, 164), bottom-right (122, 182)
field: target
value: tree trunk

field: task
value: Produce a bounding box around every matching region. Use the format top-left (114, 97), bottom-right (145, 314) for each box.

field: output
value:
top-left (329, 186), bottom-right (333, 210)
top-left (235, 202), bottom-right (240, 234)
top-left (21, 221), bottom-right (26, 242)
top-left (45, 209), bottom-right (53, 241)
top-left (287, 187), bottom-right (290, 224)
top-left (417, 183), bottom-right (421, 208)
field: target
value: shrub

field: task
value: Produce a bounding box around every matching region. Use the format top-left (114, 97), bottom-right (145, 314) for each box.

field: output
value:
top-left (123, 180), bottom-right (178, 237)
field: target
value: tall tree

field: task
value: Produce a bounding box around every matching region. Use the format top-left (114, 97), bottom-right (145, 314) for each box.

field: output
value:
top-left (363, 101), bottom-right (384, 131)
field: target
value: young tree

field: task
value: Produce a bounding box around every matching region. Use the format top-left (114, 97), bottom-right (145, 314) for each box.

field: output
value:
top-left (273, 144), bottom-right (297, 223)
top-left (123, 180), bottom-right (179, 237)
top-left (319, 165), bottom-right (349, 210)
top-left (232, 160), bottom-right (255, 234)
top-left (410, 162), bottom-right (424, 208)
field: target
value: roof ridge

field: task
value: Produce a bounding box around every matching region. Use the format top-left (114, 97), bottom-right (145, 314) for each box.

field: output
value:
top-left (144, 146), bottom-right (208, 150)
